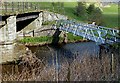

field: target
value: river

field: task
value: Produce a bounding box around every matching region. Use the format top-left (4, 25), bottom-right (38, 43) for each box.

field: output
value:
top-left (1, 42), bottom-right (120, 81)
top-left (28, 42), bottom-right (100, 67)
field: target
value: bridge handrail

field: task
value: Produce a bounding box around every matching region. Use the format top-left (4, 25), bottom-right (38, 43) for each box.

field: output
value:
top-left (57, 20), bottom-right (120, 44)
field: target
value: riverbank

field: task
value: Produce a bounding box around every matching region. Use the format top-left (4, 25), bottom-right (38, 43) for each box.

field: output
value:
top-left (23, 39), bottom-right (89, 47)
top-left (18, 33), bottom-right (89, 46)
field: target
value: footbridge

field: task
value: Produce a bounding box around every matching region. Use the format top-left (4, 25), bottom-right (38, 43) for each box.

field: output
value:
top-left (0, 2), bottom-right (119, 45)
top-left (54, 20), bottom-right (120, 45)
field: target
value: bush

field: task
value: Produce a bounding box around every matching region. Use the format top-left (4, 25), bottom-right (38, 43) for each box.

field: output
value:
top-left (87, 5), bottom-right (103, 25)
top-left (75, 2), bottom-right (87, 18)
top-left (74, 3), bottom-right (103, 25)
top-left (87, 3), bottom-right (95, 14)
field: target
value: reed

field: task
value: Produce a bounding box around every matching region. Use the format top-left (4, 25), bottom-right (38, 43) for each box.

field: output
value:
top-left (2, 50), bottom-right (119, 81)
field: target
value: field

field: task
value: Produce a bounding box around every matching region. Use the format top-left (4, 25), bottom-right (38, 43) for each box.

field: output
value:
top-left (40, 2), bottom-right (118, 28)
top-left (63, 2), bottom-right (118, 28)
top-left (1, 2), bottom-right (118, 28)
top-left (102, 4), bottom-right (118, 28)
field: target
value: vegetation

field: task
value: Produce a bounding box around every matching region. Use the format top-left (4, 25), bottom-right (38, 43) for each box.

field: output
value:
top-left (2, 49), bottom-right (119, 81)
top-left (1, 2), bottom-right (118, 28)
top-left (19, 36), bottom-right (53, 44)
top-left (75, 2), bottom-right (87, 20)
top-left (50, 2), bottom-right (117, 28)
top-left (67, 33), bottom-right (83, 42)
top-left (19, 34), bottom-right (83, 44)
top-left (60, 2), bottom-right (118, 28)
top-left (87, 4), bottom-right (95, 14)
top-left (101, 4), bottom-right (118, 28)
top-left (85, 3), bottom-right (102, 25)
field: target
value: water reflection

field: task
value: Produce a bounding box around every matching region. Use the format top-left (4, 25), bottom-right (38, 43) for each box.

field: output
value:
top-left (28, 42), bottom-right (100, 70)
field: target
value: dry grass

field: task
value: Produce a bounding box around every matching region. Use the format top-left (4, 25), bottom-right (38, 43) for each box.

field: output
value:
top-left (2, 50), bottom-right (119, 81)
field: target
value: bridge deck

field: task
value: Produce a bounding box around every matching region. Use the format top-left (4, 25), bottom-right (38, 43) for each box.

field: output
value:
top-left (56, 20), bottom-right (120, 44)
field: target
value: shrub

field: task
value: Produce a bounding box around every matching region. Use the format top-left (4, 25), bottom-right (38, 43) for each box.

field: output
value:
top-left (75, 2), bottom-right (87, 18)
top-left (87, 6), bottom-right (103, 25)
top-left (87, 3), bottom-right (95, 14)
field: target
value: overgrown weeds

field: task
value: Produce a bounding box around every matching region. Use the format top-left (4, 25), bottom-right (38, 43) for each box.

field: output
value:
top-left (2, 50), bottom-right (119, 81)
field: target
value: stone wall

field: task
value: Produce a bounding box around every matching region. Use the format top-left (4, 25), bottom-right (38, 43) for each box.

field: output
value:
top-left (0, 11), bottom-right (68, 42)
top-left (0, 16), bottom-right (16, 44)
top-left (18, 11), bottom-right (68, 38)
top-left (43, 11), bottom-right (68, 22)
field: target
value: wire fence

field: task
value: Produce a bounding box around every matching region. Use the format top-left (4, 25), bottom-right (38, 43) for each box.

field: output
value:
top-left (0, 2), bottom-right (65, 15)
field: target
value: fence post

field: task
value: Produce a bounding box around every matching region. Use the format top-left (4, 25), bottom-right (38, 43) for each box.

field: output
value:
top-left (26, 2), bottom-right (28, 11)
top-left (23, 32), bottom-right (25, 37)
top-left (111, 53), bottom-right (115, 76)
top-left (23, 2), bottom-right (24, 12)
top-left (12, 2), bottom-right (14, 12)
top-left (37, 3), bottom-right (38, 11)
top-left (30, 3), bottom-right (32, 11)
top-left (4, 2), bottom-right (7, 13)
top-left (18, 2), bottom-right (19, 12)
top-left (33, 30), bottom-right (34, 37)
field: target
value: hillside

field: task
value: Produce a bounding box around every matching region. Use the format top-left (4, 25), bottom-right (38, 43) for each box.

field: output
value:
top-left (41, 2), bottom-right (118, 28)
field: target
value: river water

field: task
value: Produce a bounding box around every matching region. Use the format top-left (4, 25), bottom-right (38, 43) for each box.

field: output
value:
top-left (28, 42), bottom-right (100, 68)
top-left (1, 42), bottom-right (120, 81)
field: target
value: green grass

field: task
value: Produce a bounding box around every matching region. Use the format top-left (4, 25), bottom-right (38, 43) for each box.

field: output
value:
top-left (55, 2), bottom-right (118, 28)
top-left (64, 2), bottom-right (77, 7)
top-left (101, 4), bottom-right (118, 28)
top-left (102, 4), bottom-right (118, 14)
top-left (102, 14), bottom-right (118, 28)
top-left (61, 3), bottom-right (118, 28)
top-left (19, 34), bottom-right (83, 44)
top-left (67, 33), bottom-right (83, 42)
top-left (19, 36), bottom-right (53, 43)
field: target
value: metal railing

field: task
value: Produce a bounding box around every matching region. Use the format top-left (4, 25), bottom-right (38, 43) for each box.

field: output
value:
top-left (57, 20), bottom-right (120, 44)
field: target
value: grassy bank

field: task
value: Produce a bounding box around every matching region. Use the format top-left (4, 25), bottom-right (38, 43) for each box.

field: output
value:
top-left (67, 33), bottom-right (83, 42)
top-left (19, 33), bottom-right (84, 45)
top-left (19, 36), bottom-right (53, 44)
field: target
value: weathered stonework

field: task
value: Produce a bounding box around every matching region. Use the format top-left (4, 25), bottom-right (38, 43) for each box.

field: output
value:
top-left (1, 11), bottom-right (68, 42)
top-left (17, 11), bottom-right (68, 38)
top-left (0, 16), bottom-right (16, 44)
top-left (43, 11), bottom-right (67, 22)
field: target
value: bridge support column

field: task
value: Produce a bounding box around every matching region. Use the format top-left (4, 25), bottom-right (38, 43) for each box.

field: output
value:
top-left (52, 28), bottom-right (61, 45)
top-left (63, 32), bottom-right (68, 44)
top-left (7, 16), bottom-right (16, 43)
top-left (0, 16), bottom-right (16, 44)
top-left (35, 12), bottom-right (43, 29)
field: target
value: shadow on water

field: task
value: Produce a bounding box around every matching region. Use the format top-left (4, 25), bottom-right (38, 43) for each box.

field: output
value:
top-left (27, 42), bottom-right (102, 70)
